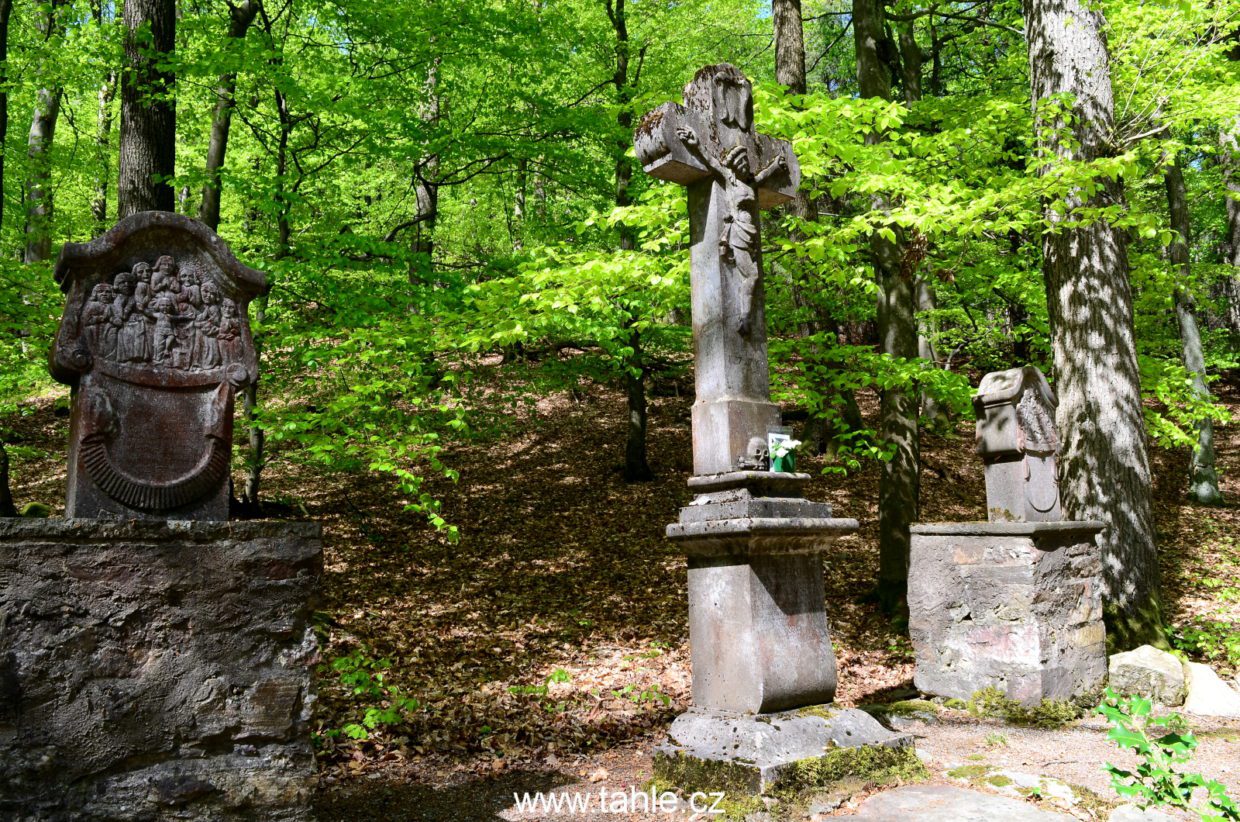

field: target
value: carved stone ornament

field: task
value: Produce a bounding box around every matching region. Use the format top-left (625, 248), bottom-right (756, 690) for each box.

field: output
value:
top-left (50, 211), bottom-right (268, 519)
top-left (973, 365), bottom-right (1063, 523)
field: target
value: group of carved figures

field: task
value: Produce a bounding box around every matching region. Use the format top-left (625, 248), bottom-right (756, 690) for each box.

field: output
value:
top-left (80, 256), bottom-right (243, 371)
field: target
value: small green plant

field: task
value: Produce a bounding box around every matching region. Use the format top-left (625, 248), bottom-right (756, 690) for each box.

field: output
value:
top-left (611, 683), bottom-right (672, 706)
top-left (508, 667), bottom-right (572, 697)
top-left (1172, 620), bottom-right (1240, 675)
top-left (1097, 689), bottom-right (1239, 821)
top-left (985, 732), bottom-right (1009, 748)
top-left (328, 650), bottom-right (420, 741)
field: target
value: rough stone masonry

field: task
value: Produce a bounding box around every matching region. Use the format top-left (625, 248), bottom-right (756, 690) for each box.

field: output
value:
top-left (909, 366), bottom-right (1107, 705)
top-left (637, 64), bottom-right (912, 794)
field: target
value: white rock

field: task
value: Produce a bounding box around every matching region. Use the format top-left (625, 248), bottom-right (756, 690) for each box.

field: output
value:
top-left (1183, 661), bottom-right (1240, 717)
top-left (1108, 645), bottom-right (1186, 706)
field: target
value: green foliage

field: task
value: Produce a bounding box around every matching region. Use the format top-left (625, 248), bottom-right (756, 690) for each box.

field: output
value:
top-left (1172, 621), bottom-right (1240, 676)
top-left (1098, 689), bottom-right (1240, 820)
top-left (325, 649), bottom-right (420, 742)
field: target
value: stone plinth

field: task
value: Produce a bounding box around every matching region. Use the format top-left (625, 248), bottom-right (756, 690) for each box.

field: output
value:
top-left (669, 473), bottom-right (857, 713)
top-left (0, 519), bottom-right (321, 821)
top-left (908, 521), bottom-right (1106, 705)
top-left (654, 708), bottom-right (914, 794)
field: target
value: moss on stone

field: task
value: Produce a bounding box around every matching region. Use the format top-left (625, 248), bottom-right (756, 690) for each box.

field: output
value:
top-left (796, 704), bottom-right (838, 721)
top-left (943, 698), bottom-right (968, 710)
top-left (965, 687), bottom-right (1083, 728)
top-left (773, 744), bottom-right (927, 798)
top-left (947, 764), bottom-right (993, 780)
top-left (965, 753), bottom-right (987, 762)
top-left (651, 751), bottom-right (758, 798)
top-left (985, 774), bottom-right (1014, 788)
top-left (865, 699), bottom-right (940, 718)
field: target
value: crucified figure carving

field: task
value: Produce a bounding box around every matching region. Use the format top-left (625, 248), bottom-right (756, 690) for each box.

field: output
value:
top-left (677, 126), bottom-right (787, 337)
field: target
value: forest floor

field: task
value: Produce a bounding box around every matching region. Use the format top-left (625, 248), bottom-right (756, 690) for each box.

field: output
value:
top-left (5, 363), bottom-right (1240, 820)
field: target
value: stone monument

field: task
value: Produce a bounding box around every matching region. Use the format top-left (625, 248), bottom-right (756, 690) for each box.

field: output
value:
top-left (908, 366), bottom-right (1107, 705)
top-left (0, 212), bottom-right (320, 820)
top-left (49, 211), bottom-right (266, 519)
top-left (636, 65), bottom-right (913, 795)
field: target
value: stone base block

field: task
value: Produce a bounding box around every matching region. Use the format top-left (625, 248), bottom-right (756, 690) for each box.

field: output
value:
top-left (654, 707), bottom-right (914, 794)
top-left (0, 519), bottom-right (322, 821)
top-left (909, 521), bottom-right (1106, 706)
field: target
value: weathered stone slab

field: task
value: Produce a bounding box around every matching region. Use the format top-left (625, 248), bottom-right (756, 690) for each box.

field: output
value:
top-left (0, 519), bottom-right (321, 821)
top-left (1108, 645), bottom-right (1187, 706)
top-left (908, 522), bottom-right (1107, 704)
top-left (853, 785), bottom-right (1074, 821)
top-left (654, 707), bottom-right (911, 794)
top-left (50, 212), bottom-right (267, 520)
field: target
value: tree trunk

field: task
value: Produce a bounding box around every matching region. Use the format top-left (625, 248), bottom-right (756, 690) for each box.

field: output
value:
top-left (118, 0), bottom-right (176, 217)
top-left (774, 0), bottom-right (807, 95)
top-left (23, 86), bottom-right (60, 263)
top-left (609, 0), bottom-right (652, 482)
top-left (1164, 158), bottom-right (1223, 505)
top-left (1218, 124), bottom-right (1240, 338)
top-left (0, 0), bottom-right (14, 234)
top-left (855, 0), bottom-right (919, 612)
top-left (916, 276), bottom-right (942, 424)
top-left (92, 74), bottom-right (118, 227)
top-left (1023, 0), bottom-right (1164, 649)
top-left (240, 294), bottom-right (268, 510)
top-left (411, 56), bottom-right (440, 284)
top-left (0, 441), bottom-right (15, 517)
top-left (200, 0), bottom-right (260, 231)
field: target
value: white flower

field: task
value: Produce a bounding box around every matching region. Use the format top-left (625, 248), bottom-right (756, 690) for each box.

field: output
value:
top-left (770, 439), bottom-right (801, 458)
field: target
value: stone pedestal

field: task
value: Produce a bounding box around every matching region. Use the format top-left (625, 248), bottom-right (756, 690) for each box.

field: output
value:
top-left (0, 519), bottom-right (321, 821)
top-left (908, 521), bottom-right (1107, 705)
top-left (656, 473), bottom-right (910, 792)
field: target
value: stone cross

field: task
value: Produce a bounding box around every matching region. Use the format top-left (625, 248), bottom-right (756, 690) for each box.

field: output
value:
top-left (50, 211), bottom-right (268, 520)
top-left (635, 64), bottom-right (799, 476)
top-left (973, 365), bottom-right (1062, 522)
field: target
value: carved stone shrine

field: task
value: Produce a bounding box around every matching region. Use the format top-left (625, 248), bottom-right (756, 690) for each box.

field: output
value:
top-left (909, 366), bottom-right (1107, 705)
top-left (637, 65), bottom-right (913, 795)
top-left (0, 212), bottom-right (320, 821)
top-left (50, 210), bottom-right (266, 519)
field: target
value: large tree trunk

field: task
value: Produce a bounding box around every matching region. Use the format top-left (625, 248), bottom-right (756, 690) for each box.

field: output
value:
top-left (1164, 158), bottom-right (1223, 505)
top-left (200, 0), bottom-right (260, 231)
top-left (609, 0), bottom-right (652, 482)
top-left (855, 0), bottom-right (919, 612)
top-left (0, 441), bottom-right (15, 517)
top-left (1023, 0), bottom-right (1164, 649)
top-left (118, 0), bottom-right (176, 217)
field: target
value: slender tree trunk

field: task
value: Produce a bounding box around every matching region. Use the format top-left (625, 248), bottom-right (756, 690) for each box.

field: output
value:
top-left (855, 0), bottom-right (919, 612)
top-left (411, 56), bottom-right (440, 284)
top-left (23, 86), bottom-right (60, 263)
top-left (1218, 124), bottom-right (1240, 338)
top-left (0, 0), bottom-right (14, 234)
top-left (608, 0), bottom-right (652, 481)
top-left (92, 74), bottom-right (118, 227)
top-left (0, 442), bottom-right (15, 517)
top-left (1164, 158), bottom-right (1223, 505)
top-left (200, 0), bottom-right (260, 231)
top-left (118, 0), bottom-right (176, 217)
top-left (1023, 0), bottom-right (1164, 649)
top-left (916, 276), bottom-right (942, 423)
top-left (511, 157), bottom-right (527, 250)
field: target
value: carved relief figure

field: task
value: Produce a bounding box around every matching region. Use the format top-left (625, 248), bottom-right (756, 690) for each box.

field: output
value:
top-left (194, 282), bottom-right (223, 368)
top-left (83, 283), bottom-right (114, 355)
top-left (113, 272), bottom-right (150, 363)
top-left (677, 127), bottom-right (786, 336)
top-left (218, 298), bottom-right (242, 363)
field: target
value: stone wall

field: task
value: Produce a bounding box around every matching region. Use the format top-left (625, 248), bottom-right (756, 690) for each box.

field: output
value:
top-left (0, 519), bottom-right (321, 821)
top-left (908, 522), bottom-right (1106, 705)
